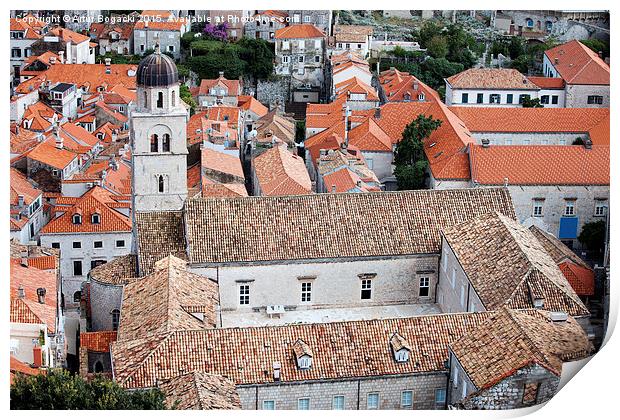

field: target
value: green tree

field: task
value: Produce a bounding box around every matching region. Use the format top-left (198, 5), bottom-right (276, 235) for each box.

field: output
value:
top-left (581, 38), bottom-right (609, 60)
top-left (394, 115), bottom-right (442, 190)
top-left (418, 21), bottom-right (443, 48)
top-left (11, 369), bottom-right (168, 410)
top-left (237, 37), bottom-right (275, 80)
top-left (578, 220), bottom-right (607, 256)
top-left (419, 57), bottom-right (464, 90)
top-left (179, 84), bottom-right (197, 115)
top-left (427, 35), bottom-right (448, 58)
top-left (521, 97), bottom-right (543, 108)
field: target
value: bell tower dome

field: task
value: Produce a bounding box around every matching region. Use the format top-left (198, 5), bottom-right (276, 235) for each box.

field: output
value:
top-left (130, 46), bottom-right (188, 212)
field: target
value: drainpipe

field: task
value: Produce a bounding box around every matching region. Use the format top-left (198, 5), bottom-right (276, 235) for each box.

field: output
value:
top-left (357, 379), bottom-right (361, 409)
top-left (255, 385), bottom-right (259, 410)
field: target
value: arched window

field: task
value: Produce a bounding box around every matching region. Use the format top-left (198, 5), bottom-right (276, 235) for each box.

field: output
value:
top-left (73, 291), bottom-right (81, 302)
top-left (91, 213), bottom-right (100, 224)
top-left (111, 309), bottom-right (120, 331)
top-left (93, 360), bottom-right (104, 373)
top-left (158, 175), bottom-right (165, 193)
top-left (72, 214), bottom-right (82, 225)
top-left (526, 18), bottom-right (534, 28)
top-left (162, 134), bottom-right (170, 152)
top-left (171, 90), bottom-right (175, 107)
top-left (157, 91), bottom-right (163, 108)
top-left (150, 134), bottom-right (158, 152)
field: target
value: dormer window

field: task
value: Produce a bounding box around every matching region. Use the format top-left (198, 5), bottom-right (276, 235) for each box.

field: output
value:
top-left (91, 213), bottom-right (101, 224)
top-left (72, 213), bottom-right (82, 225)
top-left (390, 332), bottom-right (411, 363)
top-left (292, 339), bottom-right (313, 370)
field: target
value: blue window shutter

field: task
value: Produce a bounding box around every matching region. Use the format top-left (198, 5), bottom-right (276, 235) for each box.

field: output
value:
top-left (559, 217), bottom-right (579, 239)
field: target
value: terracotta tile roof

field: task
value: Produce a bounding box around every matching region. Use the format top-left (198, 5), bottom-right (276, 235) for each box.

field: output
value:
top-left (10, 261), bottom-right (58, 333)
top-left (184, 187), bottom-right (515, 265)
top-left (469, 145), bottom-right (609, 186)
top-left (160, 372), bottom-right (241, 410)
top-left (10, 356), bottom-right (43, 384)
top-left (559, 262), bottom-right (595, 296)
top-left (446, 68), bottom-right (539, 90)
top-left (198, 76), bottom-right (242, 97)
top-left (450, 107), bottom-right (610, 143)
top-left (442, 212), bottom-right (589, 316)
top-left (118, 256), bottom-right (219, 342)
top-left (112, 311), bottom-right (494, 388)
top-left (10, 255), bottom-right (56, 271)
top-left (134, 19), bottom-right (185, 31)
top-left (27, 139), bottom-right (78, 170)
top-left (322, 167), bottom-right (380, 193)
top-left (348, 117), bottom-right (392, 151)
top-left (335, 77), bottom-right (378, 101)
top-left (15, 64), bottom-right (137, 94)
top-left (22, 102), bottom-right (59, 132)
top-left (90, 254), bottom-right (139, 286)
top-left (201, 148), bottom-right (245, 180)
top-left (10, 18), bottom-right (42, 39)
top-left (10, 168), bottom-right (41, 206)
top-left (545, 40), bottom-right (609, 85)
top-left (333, 25), bottom-right (373, 43)
top-left (275, 24), bottom-right (325, 39)
top-left (48, 26), bottom-right (89, 44)
top-left (450, 308), bottom-right (591, 390)
top-left (40, 187), bottom-right (131, 234)
top-left (238, 95), bottom-right (268, 117)
top-left (135, 211), bottom-right (187, 275)
top-left (254, 110), bottom-right (296, 146)
top-left (202, 181), bottom-right (248, 198)
top-left (10, 128), bottom-right (42, 155)
top-left (528, 76), bottom-right (565, 89)
top-left (380, 68), bottom-right (440, 103)
top-left (80, 331), bottom-right (118, 352)
top-left (528, 226), bottom-right (590, 269)
top-left (255, 10), bottom-right (289, 19)
top-left (22, 51), bottom-right (61, 75)
top-left (253, 145), bottom-right (312, 196)
top-left (317, 148), bottom-right (379, 185)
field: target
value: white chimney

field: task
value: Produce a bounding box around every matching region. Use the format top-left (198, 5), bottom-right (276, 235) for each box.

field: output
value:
top-left (49, 56), bottom-right (57, 65)
top-left (273, 361), bottom-right (281, 381)
top-left (58, 51), bottom-right (64, 63)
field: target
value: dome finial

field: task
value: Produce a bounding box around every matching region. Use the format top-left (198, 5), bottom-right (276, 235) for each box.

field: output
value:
top-left (154, 35), bottom-right (161, 54)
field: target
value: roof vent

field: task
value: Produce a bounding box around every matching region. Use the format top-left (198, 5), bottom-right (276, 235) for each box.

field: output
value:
top-left (550, 312), bottom-right (568, 322)
top-left (37, 288), bottom-right (46, 304)
top-left (481, 139), bottom-right (490, 147)
top-left (272, 361), bottom-right (281, 381)
top-left (584, 139), bottom-right (593, 149)
top-left (17, 286), bottom-right (25, 299)
top-left (390, 332), bottom-right (411, 363)
top-left (292, 339), bottom-right (313, 370)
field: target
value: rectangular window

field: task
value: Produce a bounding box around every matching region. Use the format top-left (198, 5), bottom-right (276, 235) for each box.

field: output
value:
top-left (315, 55), bottom-right (320, 63)
top-left (73, 260), bottom-right (83, 276)
top-left (361, 279), bottom-right (372, 300)
top-left (239, 284), bottom-right (250, 305)
top-left (73, 241), bottom-right (81, 249)
top-left (115, 240), bottom-right (126, 248)
top-left (595, 200), bottom-right (608, 216)
top-left (564, 200), bottom-right (576, 216)
top-left (367, 393), bottom-right (379, 409)
top-left (476, 93), bottom-right (484, 104)
top-left (298, 55), bottom-right (304, 63)
top-left (262, 400), bottom-right (275, 410)
top-left (419, 277), bottom-right (430, 297)
top-left (532, 199), bottom-right (544, 217)
top-left (282, 55), bottom-right (289, 64)
top-left (522, 382), bottom-right (540, 405)
top-left (552, 95), bottom-right (559, 104)
top-left (506, 94), bottom-right (513, 104)
top-left (51, 242), bottom-right (60, 249)
top-left (489, 93), bottom-right (500, 104)
top-left (301, 282), bottom-right (312, 302)
top-left (333, 395), bottom-right (345, 410)
top-left (94, 241), bottom-right (103, 249)
top-left (298, 398), bottom-right (310, 410)
top-left (540, 95), bottom-right (549, 104)
top-left (587, 95), bottom-right (603, 105)
top-left (401, 391), bottom-right (413, 408)
top-left (435, 389), bottom-right (446, 405)
top-left (461, 93), bottom-right (468, 103)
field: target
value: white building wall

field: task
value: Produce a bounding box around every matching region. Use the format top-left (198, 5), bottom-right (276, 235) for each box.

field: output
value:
top-left (446, 87), bottom-right (540, 107)
top-left (469, 132), bottom-right (587, 146)
top-left (10, 322), bottom-right (52, 366)
top-left (190, 255), bottom-right (439, 317)
top-left (565, 84), bottom-right (610, 108)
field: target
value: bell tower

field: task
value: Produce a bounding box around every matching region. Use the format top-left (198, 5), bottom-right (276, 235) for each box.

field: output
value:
top-left (130, 46), bottom-right (188, 212)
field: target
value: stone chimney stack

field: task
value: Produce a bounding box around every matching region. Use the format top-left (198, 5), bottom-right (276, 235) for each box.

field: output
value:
top-left (58, 50), bottom-right (64, 63)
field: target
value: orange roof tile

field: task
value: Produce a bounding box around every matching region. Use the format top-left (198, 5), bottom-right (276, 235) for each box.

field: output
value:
top-left (559, 261), bottom-right (595, 296)
top-left (10, 168), bottom-right (41, 206)
top-left (10, 255), bottom-right (57, 271)
top-left (254, 145), bottom-right (312, 196)
top-left (40, 187), bottom-right (132, 234)
top-left (528, 76), bottom-right (565, 89)
top-left (134, 20), bottom-right (185, 31)
top-left (11, 356), bottom-right (44, 384)
top-left (380, 68), bottom-right (440, 103)
top-left (447, 68), bottom-right (538, 89)
top-left (49, 26), bottom-right (90, 44)
top-left (275, 24), bottom-right (325, 39)
top-left (470, 145), bottom-right (609, 185)
top-left (238, 95), bottom-right (268, 117)
top-left (80, 331), bottom-right (118, 352)
top-left (545, 40), bottom-right (609, 85)
top-left (198, 76), bottom-right (241, 97)
top-left (10, 261), bottom-right (58, 333)
top-left (202, 181), bottom-right (248, 198)
top-left (201, 148), bottom-right (245, 180)
top-left (27, 139), bottom-right (78, 170)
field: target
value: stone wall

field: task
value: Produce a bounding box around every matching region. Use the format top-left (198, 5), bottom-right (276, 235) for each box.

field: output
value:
top-left (565, 84), bottom-right (610, 108)
top-left (237, 372), bottom-right (448, 410)
top-left (89, 279), bottom-right (123, 332)
top-left (256, 78), bottom-right (290, 110)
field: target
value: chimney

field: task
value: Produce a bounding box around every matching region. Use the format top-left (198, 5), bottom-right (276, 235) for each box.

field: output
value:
top-left (331, 184), bottom-right (337, 193)
top-left (554, 57), bottom-right (559, 64)
top-left (58, 50), bottom-right (64, 63)
top-left (413, 81), bottom-right (419, 90)
top-left (33, 347), bottom-right (43, 368)
top-left (219, 71), bottom-right (225, 78)
top-left (343, 105), bottom-right (351, 149)
top-left (273, 361), bottom-right (281, 381)
top-left (374, 106), bottom-right (381, 119)
top-left (49, 56), bottom-right (56, 65)
top-left (598, 51), bottom-right (603, 58)
top-left (481, 138), bottom-right (490, 148)
top-left (584, 139), bottom-right (593, 149)
top-left (20, 257), bottom-right (28, 267)
top-left (549, 311), bottom-right (568, 323)
top-left (319, 149), bottom-right (327, 157)
top-left (18, 195), bottom-right (25, 207)
top-left (17, 286), bottom-right (25, 299)
top-left (37, 288), bottom-right (46, 304)
top-left (54, 126), bottom-right (63, 149)
top-left (105, 57), bottom-right (112, 69)
top-left (356, 180), bottom-right (363, 188)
